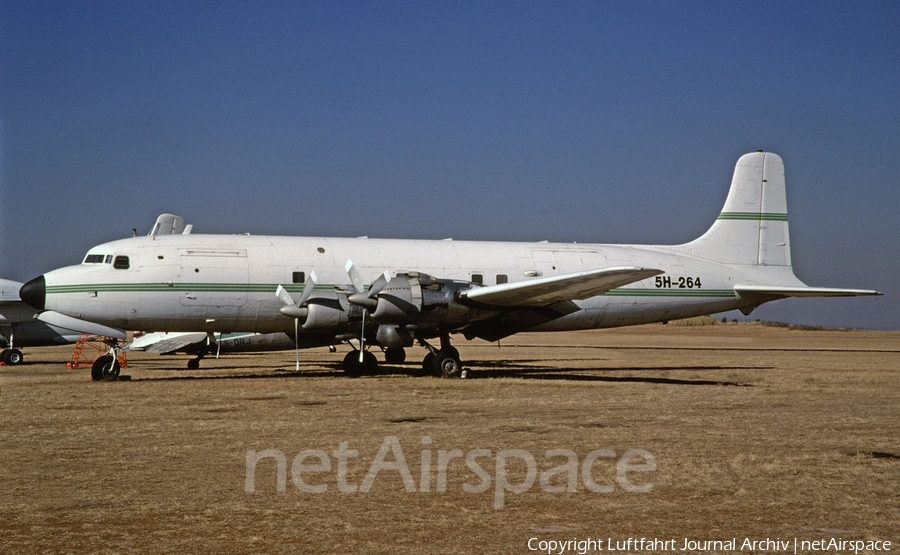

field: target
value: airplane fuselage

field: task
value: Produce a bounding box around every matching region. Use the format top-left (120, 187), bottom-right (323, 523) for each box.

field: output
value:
top-left (33, 233), bottom-right (776, 335)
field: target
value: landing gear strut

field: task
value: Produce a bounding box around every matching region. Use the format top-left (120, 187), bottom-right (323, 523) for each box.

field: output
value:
top-left (419, 334), bottom-right (467, 379)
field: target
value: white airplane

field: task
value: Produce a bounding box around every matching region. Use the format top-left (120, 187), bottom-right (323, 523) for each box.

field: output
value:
top-left (19, 152), bottom-right (880, 379)
top-left (0, 278), bottom-right (126, 365)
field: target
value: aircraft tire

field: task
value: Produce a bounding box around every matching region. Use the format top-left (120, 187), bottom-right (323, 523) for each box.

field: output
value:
top-left (92, 355), bottom-right (120, 381)
top-left (342, 350), bottom-right (378, 377)
top-left (4, 349), bottom-right (23, 365)
top-left (422, 352), bottom-right (436, 375)
top-left (91, 356), bottom-right (111, 381)
top-left (434, 351), bottom-right (463, 379)
top-left (342, 351), bottom-right (361, 377)
top-left (187, 358), bottom-right (201, 370)
top-left (362, 350), bottom-right (378, 374)
top-left (384, 347), bottom-right (406, 364)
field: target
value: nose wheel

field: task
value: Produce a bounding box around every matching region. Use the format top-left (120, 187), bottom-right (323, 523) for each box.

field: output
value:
top-left (91, 355), bottom-right (121, 381)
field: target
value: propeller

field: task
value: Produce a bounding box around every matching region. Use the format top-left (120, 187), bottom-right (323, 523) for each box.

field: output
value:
top-left (344, 260), bottom-right (391, 363)
top-left (275, 272), bottom-right (317, 371)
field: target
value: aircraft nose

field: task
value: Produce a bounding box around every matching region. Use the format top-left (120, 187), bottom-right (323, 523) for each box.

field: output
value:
top-left (19, 275), bottom-right (46, 310)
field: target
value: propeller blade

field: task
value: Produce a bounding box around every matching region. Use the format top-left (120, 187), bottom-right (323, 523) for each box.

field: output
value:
top-left (298, 271), bottom-right (317, 306)
top-left (294, 318), bottom-right (300, 372)
top-left (367, 271), bottom-right (391, 299)
top-left (275, 285), bottom-right (295, 306)
top-left (359, 309), bottom-right (366, 363)
top-left (346, 259), bottom-right (365, 293)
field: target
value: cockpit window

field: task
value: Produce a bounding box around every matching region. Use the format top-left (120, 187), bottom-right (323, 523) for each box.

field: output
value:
top-left (84, 254), bottom-right (107, 264)
top-left (113, 256), bottom-right (130, 270)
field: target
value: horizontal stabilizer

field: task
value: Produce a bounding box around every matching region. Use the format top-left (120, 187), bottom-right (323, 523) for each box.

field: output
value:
top-left (462, 267), bottom-right (664, 307)
top-left (735, 284), bottom-right (881, 299)
top-left (37, 311), bottom-right (127, 339)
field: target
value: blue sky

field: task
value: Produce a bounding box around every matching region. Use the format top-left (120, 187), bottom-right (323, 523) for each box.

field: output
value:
top-left (1, 1), bottom-right (897, 329)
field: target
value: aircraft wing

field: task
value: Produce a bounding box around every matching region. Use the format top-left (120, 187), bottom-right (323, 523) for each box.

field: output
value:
top-left (734, 285), bottom-right (882, 299)
top-left (128, 332), bottom-right (209, 353)
top-left (461, 266), bottom-right (664, 307)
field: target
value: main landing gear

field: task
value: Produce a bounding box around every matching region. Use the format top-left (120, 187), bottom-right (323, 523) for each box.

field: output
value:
top-left (1, 348), bottom-right (23, 365)
top-left (420, 334), bottom-right (466, 379)
top-left (339, 334), bottom-right (467, 379)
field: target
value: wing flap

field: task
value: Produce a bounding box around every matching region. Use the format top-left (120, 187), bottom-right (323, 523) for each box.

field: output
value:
top-left (462, 267), bottom-right (664, 307)
top-left (735, 284), bottom-right (881, 298)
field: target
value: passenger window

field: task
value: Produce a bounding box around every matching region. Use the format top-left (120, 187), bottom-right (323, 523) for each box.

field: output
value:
top-left (496, 274), bottom-right (508, 285)
top-left (113, 256), bottom-right (130, 270)
top-left (292, 271), bottom-right (305, 284)
top-left (471, 273), bottom-right (483, 285)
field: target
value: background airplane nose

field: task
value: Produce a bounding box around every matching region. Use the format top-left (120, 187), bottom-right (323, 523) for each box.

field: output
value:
top-left (19, 276), bottom-right (46, 310)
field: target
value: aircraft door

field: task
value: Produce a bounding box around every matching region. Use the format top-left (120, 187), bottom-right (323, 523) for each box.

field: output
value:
top-left (178, 248), bottom-right (249, 310)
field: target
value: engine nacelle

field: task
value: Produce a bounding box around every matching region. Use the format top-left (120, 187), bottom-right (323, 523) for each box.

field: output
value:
top-left (301, 290), bottom-right (350, 332)
top-left (375, 324), bottom-right (414, 348)
top-left (370, 273), bottom-right (495, 328)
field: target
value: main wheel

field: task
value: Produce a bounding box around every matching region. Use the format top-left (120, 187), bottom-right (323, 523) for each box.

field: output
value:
top-left (422, 352), bottom-right (436, 375)
top-left (384, 347), bottom-right (406, 364)
top-left (5, 349), bottom-right (23, 365)
top-left (342, 351), bottom-right (361, 377)
top-left (434, 351), bottom-right (462, 379)
top-left (342, 350), bottom-right (378, 377)
top-left (187, 358), bottom-right (201, 370)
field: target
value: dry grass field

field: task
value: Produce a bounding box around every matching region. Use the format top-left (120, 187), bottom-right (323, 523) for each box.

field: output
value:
top-left (1, 323), bottom-right (898, 554)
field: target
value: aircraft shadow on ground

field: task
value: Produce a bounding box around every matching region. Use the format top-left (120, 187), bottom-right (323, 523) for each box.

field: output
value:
top-left (129, 358), bottom-right (761, 387)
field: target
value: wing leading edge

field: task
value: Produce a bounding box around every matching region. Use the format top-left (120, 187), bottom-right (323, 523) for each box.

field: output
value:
top-left (461, 266), bottom-right (664, 307)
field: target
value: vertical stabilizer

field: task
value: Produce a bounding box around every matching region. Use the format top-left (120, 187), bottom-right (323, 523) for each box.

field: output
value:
top-left (684, 151), bottom-right (791, 266)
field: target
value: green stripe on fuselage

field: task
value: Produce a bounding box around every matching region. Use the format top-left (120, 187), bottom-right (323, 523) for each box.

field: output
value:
top-left (45, 283), bottom-right (336, 294)
top-left (717, 212), bottom-right (788, 221)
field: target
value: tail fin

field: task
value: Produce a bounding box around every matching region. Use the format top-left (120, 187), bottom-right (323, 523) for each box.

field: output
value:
top-left (683, 151), bottom-right (790, 266)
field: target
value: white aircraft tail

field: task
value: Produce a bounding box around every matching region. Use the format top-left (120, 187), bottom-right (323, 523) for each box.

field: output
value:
top-left (683, 151), bottom-right (791, 267)
top-left (682, 151), bottom-right (880, 299)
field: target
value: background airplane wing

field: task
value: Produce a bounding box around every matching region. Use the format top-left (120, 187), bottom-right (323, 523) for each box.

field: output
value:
top-left (128, 332), bottom-right (210, 354)
top-left (735, 285), bottom-right (882, 298)
top-left (461, 266), bottom-right (664, 307)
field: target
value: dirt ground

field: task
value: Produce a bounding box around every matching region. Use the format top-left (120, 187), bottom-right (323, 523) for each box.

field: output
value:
top-left (1, 323), bottom-right (898, 554)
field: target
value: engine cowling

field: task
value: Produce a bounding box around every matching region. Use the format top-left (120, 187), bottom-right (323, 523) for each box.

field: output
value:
top-left (370, 273), bottom-right (495, 328)
top-left (375, 324), bottom-right (414, 348)
top-left (301, 290), bottom-right (351, 332)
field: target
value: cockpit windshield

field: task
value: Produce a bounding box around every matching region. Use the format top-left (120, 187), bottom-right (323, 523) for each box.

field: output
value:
top-left (83, 254), bottom-right (113, 264)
